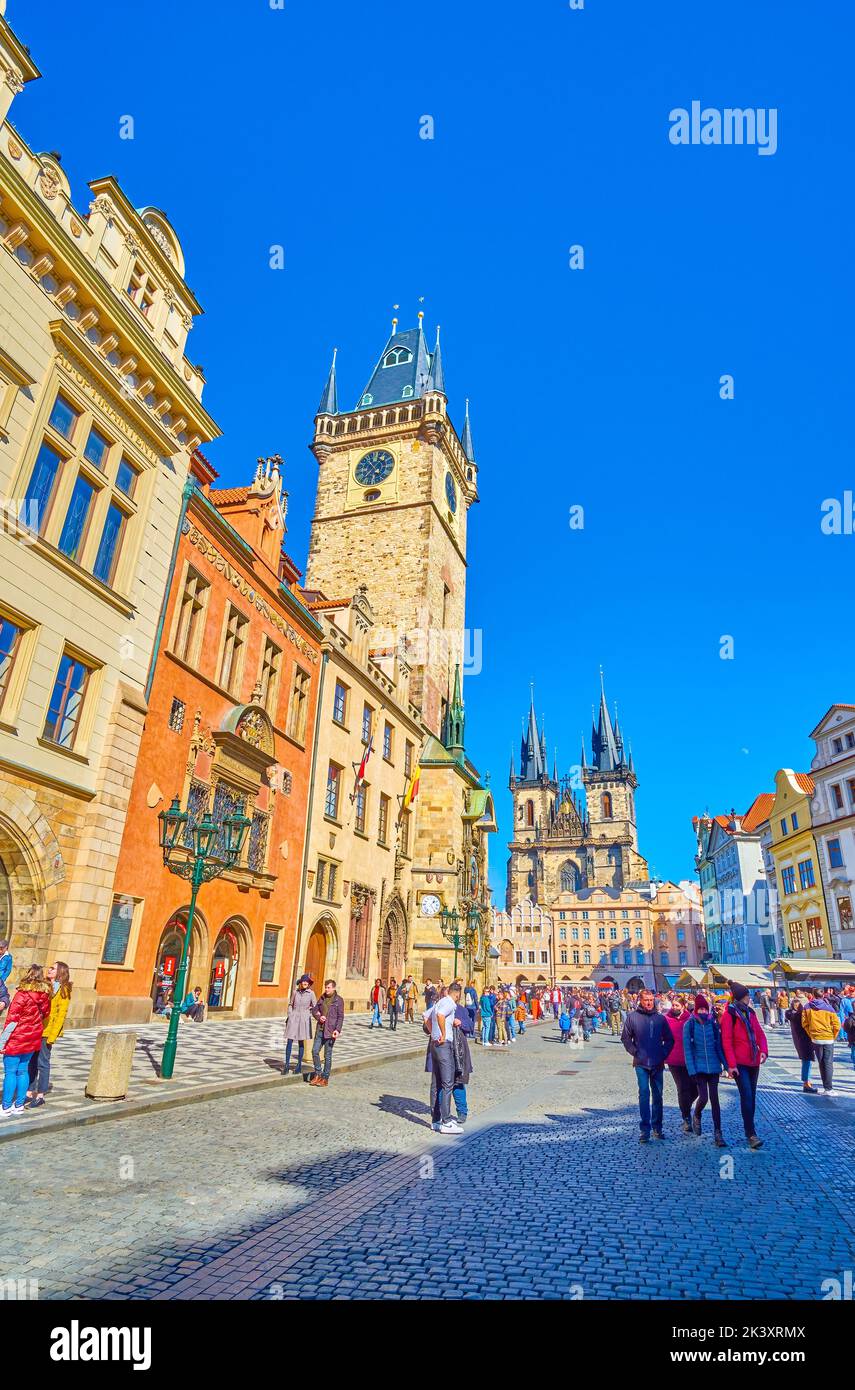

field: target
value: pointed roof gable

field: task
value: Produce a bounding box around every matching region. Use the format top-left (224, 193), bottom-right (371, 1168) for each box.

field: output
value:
top-left (742, 792), bottom-right (775, 833)
top-left (809, 703), bottom-right (855, 739)
top-left (358, 320), bottom-right (432, 408)
top-left (317, 348), bottom-right (338, 415)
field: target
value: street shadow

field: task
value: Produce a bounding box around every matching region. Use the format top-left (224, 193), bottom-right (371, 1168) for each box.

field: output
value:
top-left (263, 1057), bottom-right (286, 1074)
top-left (371, 1093), bottom-right (432, 1127)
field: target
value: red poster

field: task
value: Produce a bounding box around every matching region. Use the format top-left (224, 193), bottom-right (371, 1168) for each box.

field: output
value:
top-left (162, 955), bottom-right (177, 978)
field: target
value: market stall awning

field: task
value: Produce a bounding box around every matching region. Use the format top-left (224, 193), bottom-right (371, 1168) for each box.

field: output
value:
top-left (674, 968), bottom-right (706, 990)
top-left (771, 957), bottom-right (855, 981)
top-left (701, 964), bottom-right (773, 989)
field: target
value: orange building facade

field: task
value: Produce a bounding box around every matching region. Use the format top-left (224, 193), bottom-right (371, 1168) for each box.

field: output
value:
top-left (93, 454), bottom-right (323, 1024)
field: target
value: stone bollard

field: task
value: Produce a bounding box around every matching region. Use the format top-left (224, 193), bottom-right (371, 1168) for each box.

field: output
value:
top-left (85, 1030), bottom-right (137, 1102)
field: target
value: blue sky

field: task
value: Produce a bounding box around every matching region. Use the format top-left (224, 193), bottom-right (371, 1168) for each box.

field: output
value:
top-left (11, 0), bottom-right (854, 898)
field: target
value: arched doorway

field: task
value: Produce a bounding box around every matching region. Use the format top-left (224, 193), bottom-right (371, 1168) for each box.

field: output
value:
top-left (208, 921), bottom-right (245, 1011)
top-left (305, 921), bottom-right (328, 989)
top-left (151, 909), bottom-right (206, 1011)
top-left (626, 975), bottom-right (646, 992)
top-left (0, 813), bottom-right (52, 959)
top-left (379, 897), bottom-right (406, 982)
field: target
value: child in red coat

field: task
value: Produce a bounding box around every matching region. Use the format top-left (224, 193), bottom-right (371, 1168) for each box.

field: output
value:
top-left (2, 966), bottom-right (51, 1116)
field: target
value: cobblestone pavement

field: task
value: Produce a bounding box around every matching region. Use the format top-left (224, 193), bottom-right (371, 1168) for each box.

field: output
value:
top-left (1, 1017), bottom-right (854, 1300)
top-left (0, 1011), bottom-right (425, 1135)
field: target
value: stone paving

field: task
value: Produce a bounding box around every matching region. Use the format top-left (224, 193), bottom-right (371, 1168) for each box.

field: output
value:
top-left (1, 1016), bottom-right (854, 1300)
top-left (0, 1010), bottom-right (425, 1136)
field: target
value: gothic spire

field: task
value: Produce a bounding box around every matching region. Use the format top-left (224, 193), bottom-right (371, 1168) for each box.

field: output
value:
top-left (519, 685), bottom-right (546, 781)
top-left (426, 326), bottom-right (445, 394)
top-left (317, 347), bottom-right (338, 416)
top-left (444, 661), bottom-right (465, 753)
top-left (460, 398), bottom-right (476, 462)
top-left (592, 670), bottom-right (620, 772)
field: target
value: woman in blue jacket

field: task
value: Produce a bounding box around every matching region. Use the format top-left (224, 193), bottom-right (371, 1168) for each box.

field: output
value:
top-left (683, 993), bottom-right (728, 1147)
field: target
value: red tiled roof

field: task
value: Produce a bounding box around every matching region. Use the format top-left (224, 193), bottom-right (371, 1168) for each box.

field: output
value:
top-left (209, 486), bottom-right (250, 506)
top-left (742, 792), bottom-right (775, 832)
top-left (793, 772), bottom-right (815, 795)
top-left (306, 597), bottom-right (351, 611)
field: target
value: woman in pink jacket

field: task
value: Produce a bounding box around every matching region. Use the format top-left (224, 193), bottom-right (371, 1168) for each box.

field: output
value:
top-left (720, 982), bottom-right (768, 1149)
top-left (665, 997), bottom-right (698, 1133)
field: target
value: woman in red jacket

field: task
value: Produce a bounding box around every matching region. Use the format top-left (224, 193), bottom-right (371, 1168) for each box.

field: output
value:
top-left (2, 965), bottom-right (52, 1117)
top-left (720, 981), bottom-right (768, 1149)
top-left (665, 997), bottom-right (698, 1133)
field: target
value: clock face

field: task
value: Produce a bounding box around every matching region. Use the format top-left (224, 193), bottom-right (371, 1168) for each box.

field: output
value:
top-left (445, 471), bottom-right (457, 513)
top-left (420, 893), bottom-right (441, 918)
top-left (355, 449), bottom-right (394, 487)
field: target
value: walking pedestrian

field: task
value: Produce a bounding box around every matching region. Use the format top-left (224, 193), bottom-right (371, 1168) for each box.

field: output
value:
top-left (800, 988), bottom-right (840, 1095)
top-left (1, 965), bottom-right (51, 1117)
top-left (494, 990), bottom-right (510, 1046)
top-left (664, 996), bottom-right (698, 1132)
top-left (785, 991), bottom-right (817, 1092)
top-left (607, 987), bottom-right (622, 1036)
top-left (683, 994), bottom-right (728, 1147)
top-left (720, 982), bottom-right (768, 1149)
top-left (369, 978), bottom-right (386, 1029)
top-left (284, 974), bottom-right (316, 1074)
top-left (423, 978), bottom-right (437, 1010)
top-left (402, 975), bottom-right (417, 1023)
top-left (25, 960), bottom-right (71, 1108)
top-left (464, 980), bottom-right (478, 1032)
top-left (844, 1009), bottom-right (855, 1071)
top-left (451, 985), bottom-right (475, 1125)
top-left (0, 938), bottom-right (13, 1015)
top-left (621, 987), bottom-right (675, 1143)
top-left (387, 978), bottom-right (399, 1031)
top-left (559, 1008), bottom-right (572, 1044)
top-left (308, 979), bottom-right (344, 1087)
top-left (425, 980), bottom-right (462, 1134)
top-left (479, 986), bottom-right (495, 1047)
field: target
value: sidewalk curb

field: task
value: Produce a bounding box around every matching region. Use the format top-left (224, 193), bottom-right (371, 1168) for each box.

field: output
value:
top-left (0, 1040), bottom-right (428, 1146)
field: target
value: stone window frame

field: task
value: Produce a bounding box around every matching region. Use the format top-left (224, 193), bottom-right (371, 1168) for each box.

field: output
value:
top-left (99, 893), bottom-right (144, 972)
top-left (0, 602), bottom-right (38, 735)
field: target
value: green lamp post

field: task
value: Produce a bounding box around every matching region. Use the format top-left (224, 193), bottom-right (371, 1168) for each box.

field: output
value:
top-left (157, 795), bottom-right (250, 1080)
top-left (440, 902), bottom-right (479, 982)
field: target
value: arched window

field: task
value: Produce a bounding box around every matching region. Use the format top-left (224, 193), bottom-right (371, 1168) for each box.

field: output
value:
top-left (525, 800), bottom-right (534, 827)
top-left (602, 792), bottom-right (613, 819)
top-left (382, 347), bottom-right (413, 368)
top-left (607, 845), bottom-right (624, 889)
top-left (560, 860), bottom-right (580, 892)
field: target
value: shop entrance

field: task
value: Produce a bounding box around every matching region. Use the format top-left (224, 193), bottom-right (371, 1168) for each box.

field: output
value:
top-left (152, 911), bottom-right (192, 1012)
top-left (208, 924), bottom-right (240, 1011)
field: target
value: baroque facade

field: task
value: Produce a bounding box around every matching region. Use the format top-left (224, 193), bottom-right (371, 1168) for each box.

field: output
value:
top-left (94, 455), bottom-right (322, 1023)
top-left (0, 8), bottom-right (218, 1024)
top-left (808, 704), bottom-right (855, 958)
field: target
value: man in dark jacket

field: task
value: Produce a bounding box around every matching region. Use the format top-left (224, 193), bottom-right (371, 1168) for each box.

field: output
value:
top-left (621, 988), bottom-right (675, 1143)
top-left (309, 979), bottom-right (344, 1087)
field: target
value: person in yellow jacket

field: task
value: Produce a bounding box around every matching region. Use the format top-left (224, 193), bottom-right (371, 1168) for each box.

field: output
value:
top-left (26, 960), bottom-right (71, 1108)
top-left (801, 988), bottom-right (840, 1095)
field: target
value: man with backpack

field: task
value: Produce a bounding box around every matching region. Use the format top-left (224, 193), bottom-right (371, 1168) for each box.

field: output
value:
top-left (607, 987), bottom-right (623, 1036)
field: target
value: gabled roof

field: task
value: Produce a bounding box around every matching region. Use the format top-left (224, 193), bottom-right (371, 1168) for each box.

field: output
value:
top-left (742, 792), bottom-right (775, 832)
top-left (794, 772), bottom-right (816, 794)
top-left (809, 704), bottom-right (855, 739)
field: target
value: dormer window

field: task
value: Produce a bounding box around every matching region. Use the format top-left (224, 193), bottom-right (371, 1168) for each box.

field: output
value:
top-left (382, 347), bottom-right (412, 368)
top-left (361, 393), bottom-right (373, 406)
top-left (401, 385), bottom-right (414, 398)
top-left (126, 262), bottom-right (158, 319)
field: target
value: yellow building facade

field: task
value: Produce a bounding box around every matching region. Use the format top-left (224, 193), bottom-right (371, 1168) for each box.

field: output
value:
top-left (0, 8), bottom-right (218, 1022)
top-left (767, 769), bottom-right (832, 958)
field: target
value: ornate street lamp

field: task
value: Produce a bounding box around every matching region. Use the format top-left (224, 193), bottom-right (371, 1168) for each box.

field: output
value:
top-left (157, 796), bottom-right (250, 1080)
top-left (440, 902), bottom-right (479, 982)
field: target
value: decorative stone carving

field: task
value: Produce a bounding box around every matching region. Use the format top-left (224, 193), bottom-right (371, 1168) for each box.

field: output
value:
top-left (6, 135), bottom-right (22, 160)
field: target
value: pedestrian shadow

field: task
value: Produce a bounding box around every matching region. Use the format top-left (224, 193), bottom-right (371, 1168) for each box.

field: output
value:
top-left (263, 1057), bottom-right (286, 1074)
top-left (372, 1093), bottom-right (433, 1128)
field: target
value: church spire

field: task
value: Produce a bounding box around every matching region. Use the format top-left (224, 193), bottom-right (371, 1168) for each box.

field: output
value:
top-left (426, 326), bottom-right (445, 394)
top-left (519, 685), bottom-right (546, 781)
top-left (444, 661), bottom-right (465, 754)
top-left (460, 398), bottom-right (476, 462)
top-left (317, 347), bottom-right (338, 416)
top-left (592, 669), bottom-right (620, 772)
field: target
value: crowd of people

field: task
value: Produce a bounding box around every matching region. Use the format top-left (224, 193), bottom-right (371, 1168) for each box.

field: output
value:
top-left (281, 969), bottom-right (855, 1143)
top-left (0, 939), bottom-right (72, 1116)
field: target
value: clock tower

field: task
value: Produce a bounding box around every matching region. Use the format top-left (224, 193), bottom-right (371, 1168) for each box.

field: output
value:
top-left (307, 316), bottom-right (478, 736)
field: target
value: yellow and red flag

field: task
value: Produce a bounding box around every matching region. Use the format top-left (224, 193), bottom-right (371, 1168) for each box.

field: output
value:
top-left (402, 762), bottom-right (421, 810)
